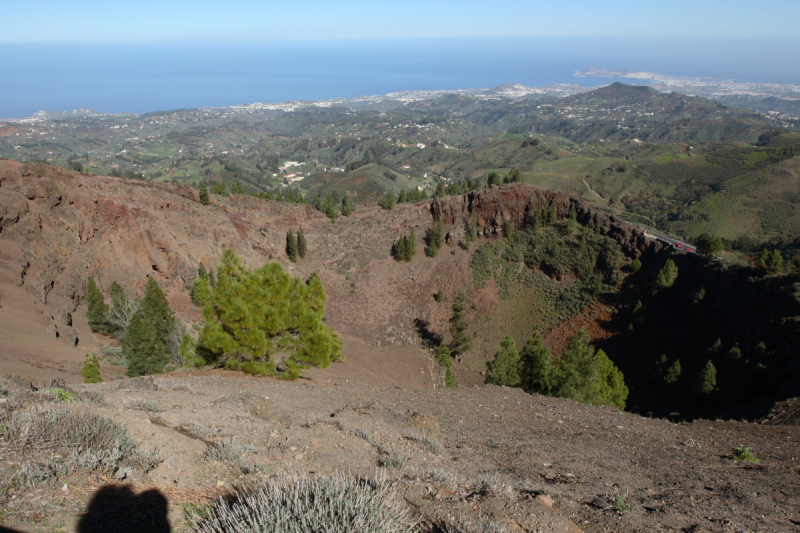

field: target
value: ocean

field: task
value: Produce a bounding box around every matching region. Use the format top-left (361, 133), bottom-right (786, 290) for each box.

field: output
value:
top-left (1, 37), bottom-right (798, 119)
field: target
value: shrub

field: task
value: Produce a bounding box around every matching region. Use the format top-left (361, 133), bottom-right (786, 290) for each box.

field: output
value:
top-left (1, 404), bottom-right (161, 480)
top-left (727, 445), bottom-right (758, 463)
top-left (49, 387), bottom-right (76, 403)
top-left (608, 493), bottom-right (630, 514)
top-left (81, 354), bottom-right (103, 383)
top-left (204, 437), bottom-right (259, 474)
top-left (435, 290), bottom-right (444, 302)
top-left (188, 473), bottom-right (417, 533)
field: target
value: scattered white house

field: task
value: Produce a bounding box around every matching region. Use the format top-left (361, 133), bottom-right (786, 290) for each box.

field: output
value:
top-left (416, 143), bottom-right (426, 149)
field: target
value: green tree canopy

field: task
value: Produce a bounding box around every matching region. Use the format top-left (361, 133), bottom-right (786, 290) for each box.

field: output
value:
top-left (551, 331), bottom-right (628, 410)
top-left (448, 291), bottom-right (471, 356)
top-left (297, 229), bottom-right (307, 259)
top-left (655, 259), bottom-right (679, 289)
top-left (486, 336), bottom-right (521, 387)
top-left (85, 277), bottom-right (111, 334)
top-left (696, 233), bottom-right (724, 256)
top-left (194, 250), bottom-right (342, 377)
top-left (286, 230), bottom-right (298, 262)
top-left (758, 249), bottom-right (784, 275)
top-left (519, 330), bottom-right (552, 395)
top-left (199, 183), bottom-right (210, 205)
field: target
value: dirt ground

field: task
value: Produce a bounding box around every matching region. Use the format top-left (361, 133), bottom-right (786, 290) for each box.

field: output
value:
top-left (1, 369), bottom-right (799, 533)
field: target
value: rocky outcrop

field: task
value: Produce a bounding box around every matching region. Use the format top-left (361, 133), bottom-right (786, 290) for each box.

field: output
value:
top-left (431, 183), bottom-right (665, 258)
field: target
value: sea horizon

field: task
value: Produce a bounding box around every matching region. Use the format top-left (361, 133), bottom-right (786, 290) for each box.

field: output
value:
top-left (2, 37), bottom-right (798, 119)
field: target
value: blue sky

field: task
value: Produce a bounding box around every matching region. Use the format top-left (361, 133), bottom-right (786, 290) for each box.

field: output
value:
top-left (3, 0), bottom-right (799, 42)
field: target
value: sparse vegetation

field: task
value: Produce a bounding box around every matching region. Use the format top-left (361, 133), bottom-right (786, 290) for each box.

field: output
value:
top-left (727, 445), bottom-right (759, 463)
top-left (608, 493), bottom-right (630, 514)
top-left (188, 472), bottom-right (416, 533)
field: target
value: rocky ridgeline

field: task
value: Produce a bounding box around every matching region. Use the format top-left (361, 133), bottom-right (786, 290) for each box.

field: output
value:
top-left (0, 160), bottom-right (664, 347)
top-left (431, 183), bottom-right (665, 259)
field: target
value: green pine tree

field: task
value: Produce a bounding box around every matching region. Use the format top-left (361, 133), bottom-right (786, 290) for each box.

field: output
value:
top-left (759, 250), bottom-right (784, 275)
top-left (406, 228), bottom-right (416, 260)
top-left (392, 236), bottom-right (407, 261)
top-left (519, 330), bottom-right (552, 395)
top-left (286, 230), bottom-right (298, 262)
top-left (80, 354), bottom-right (102, 383)
top-left (433, 182), bottom-right (445, 198)
top-left (445, 367), bottom-right (456, 389)
top-left (85, 277), bottom-right (112, 334)
top-left (323, 193), bottom-right (338, 222)
top-left (550, 331), bottom-right (628, 410)
top-left (124, 312), bottom-right (168, 377)
top-left (487, 171), bottom-right (501, 187)
top-left (199, 183), bottom-right (210, 205)
top-left (695, 360), bottom-right (717, 395)
top-left (664, 359), bottom-right (682, 384)
top-left (655, 259), bottom-right (679, 289)
top-left (196, 250), bottom-right (342, 378)
top-left (122, 278), bottom-right (174, 377)
top-left (486, 336), bottom-right (521, 387)
top-left (426, 220), bottom-right (444, 257)
top-left (230, 181), bottom-right (247, 195)
top-left (297, 229), bottom-right (307, 259)
top-left (448, 291), bottom-right (471, 356)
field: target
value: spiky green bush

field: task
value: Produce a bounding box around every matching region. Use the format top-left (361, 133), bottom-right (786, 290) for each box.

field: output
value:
top-left (189, 473), bottom-right (417, 533)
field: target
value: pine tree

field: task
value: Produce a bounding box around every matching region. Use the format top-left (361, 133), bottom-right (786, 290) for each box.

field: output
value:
top-left (85, 277), bottom-right (111, 334)
top-left (665, 359), bottom-right (682, 384)
top-left (448, 291), bottom-right (471, 356)
top-left (121, 278), bottom-right (174, 377)
top-left (297, 229), bottom-right (307, 259)
top-left (196, 250), bottom-right (342, 377)
top-left (486, 336), bottom-right (521, 387)
top-left (377, 191), bottom-right (396, 210)
top-left (199, 183), bottom-right (210, 205)
top-left (519, 330), bottom-right (552, 395)
top-left (139, 277), bottom-right (175, 346)
top-left (695, 360), bottom-right (717, 395)
top-left (487, 171), bottom-right (501, 187)
top-left (124, 312), bottom-right (168, 377)
top-left (406, 228), bottom-right (416, 259)
top-left (392, 236), bottom-right (407, 261)
top-left (286, 230), bottom-right (298, 262)
top-left (341, 196), bottom-right (355, 216)
top-left (81, 354), bottom-right (102, 383)
top-left (445, 367), bottom-right (456, 389)
top-left (197, 262), bottom-right (207, 282)
top-left (230, 181), bottom-right (247, 195)
top-left (550, 331), bottom-right (628, 410)
top-left (759, 250), bottom-right (784, 275)
top-left (323, 193), bottom-right (338, 222)
top-left (655, 259), bottom-right (679, 289)
top-left (433, 182), bottom-right (445, 198)
top-left (426, 221), bottom-right (444, 257)
top-left (547, 201), bottom-right (558, 225)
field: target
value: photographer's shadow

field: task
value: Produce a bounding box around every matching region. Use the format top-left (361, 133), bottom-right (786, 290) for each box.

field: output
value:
top-left (77, 484), bottom-right (170, 533)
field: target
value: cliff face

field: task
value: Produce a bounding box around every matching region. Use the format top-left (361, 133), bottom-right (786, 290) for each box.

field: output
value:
top-left (0, 161), bottom-right (664, 353)
top-left (430, 183), bottom-right (665, 258)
